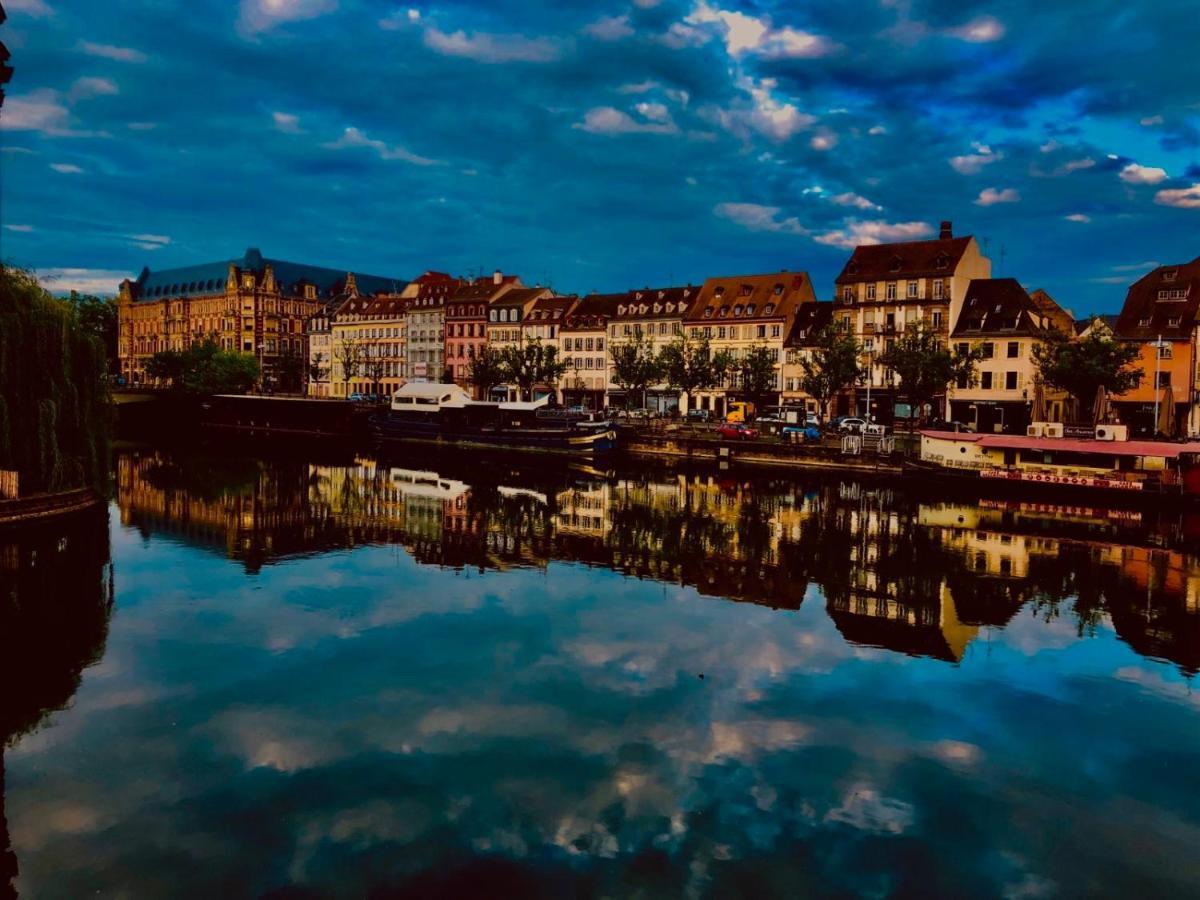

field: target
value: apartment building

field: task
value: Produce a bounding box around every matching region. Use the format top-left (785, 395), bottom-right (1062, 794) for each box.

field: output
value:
top-left (683, 272), bottom-right (816, 416)
top-left (1112, 257), bottom-right (1200, 436)
top-left (486, 287), bottom-right (555, 400)
top-left (328, 293), bottom-right (408, 398)
top-left (832, 221), bottom-right (991, 419)
top-left (444, 272), bottom-right (520, 391)
top-left (946, 279), bottom-right (1072, 433)
top-left (606, 285), bottom-right (701, 412)
top-left (559, 293), bottom-right (619, 409)
top-left (780, 300), bottom-right (835, 412)
top-left (306, 297), bottom-right (347, 397)
top-left (403, 271), bottom-right (461, 382)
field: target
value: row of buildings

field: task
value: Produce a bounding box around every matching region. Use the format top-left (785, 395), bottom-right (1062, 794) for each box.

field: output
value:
top-left (116, 225), bottom-right (1200, 434)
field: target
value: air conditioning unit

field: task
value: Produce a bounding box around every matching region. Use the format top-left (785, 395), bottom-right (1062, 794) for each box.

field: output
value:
top-left (1044, 423), bottom-right (1065, 439)
top-left (1095, 424), bottom-right (1129, 442)
top-left (1026, 422), bottom-right (1046, 438)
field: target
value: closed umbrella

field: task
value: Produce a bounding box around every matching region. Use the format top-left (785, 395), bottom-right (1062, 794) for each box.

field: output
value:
top-left (1030, 378), bottom-right (1047, 422)
top-left (1092, 385), bottom-right (1108, 426)
top-left (1158, 386), bottom-right (1175, 436)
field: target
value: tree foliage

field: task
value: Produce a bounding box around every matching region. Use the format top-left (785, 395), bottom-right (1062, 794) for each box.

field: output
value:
top-left (877, 320), bottom-right (982, 422)
top-left (308, 352), bottom-right (329, 387)
top-left (729, 344), bottom-right (779, 412)
top-left (499, 340), bottom-right (568, 400)
top-left (468, 347), bottom-right (507, 398)
top-left (145, 337), bottom-right (260, 395)
top-left (67, 292), bottom-right (119, 374)
top-left (799, 325), bottom-right (862, 419)
top-left (276, 345), bottom-right (306, 394)
top-left (0, 266), bottom-right (110, 494)
top-left (609, 332), bottom-right (662, 408)
top-left (659, 333), bottom-right (723, 408)
top-left (334, 337), bottom-right (361, 384)
top-left (1032, 328), bottom-right (1143, 415)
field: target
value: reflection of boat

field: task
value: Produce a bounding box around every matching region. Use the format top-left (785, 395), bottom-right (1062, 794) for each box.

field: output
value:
top-left (914, 430), bottom-right (1200, 500)
top-left (372, 383), bottom-right (617, 455)
top-left (388, 468), bottom-right (469, 501)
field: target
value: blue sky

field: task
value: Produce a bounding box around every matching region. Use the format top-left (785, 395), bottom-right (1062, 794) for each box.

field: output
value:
top-left (1, 0), bottom-right (1198, 312)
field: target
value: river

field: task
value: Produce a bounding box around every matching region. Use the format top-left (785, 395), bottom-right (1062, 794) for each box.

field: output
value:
top-left (3, 440), bottom-right (1200, 897)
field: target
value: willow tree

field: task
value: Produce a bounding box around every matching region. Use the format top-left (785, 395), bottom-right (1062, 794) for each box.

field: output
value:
top-left (0, 266), bottom-right (110, 495)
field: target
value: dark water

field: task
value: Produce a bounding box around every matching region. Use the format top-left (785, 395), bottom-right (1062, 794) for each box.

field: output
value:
top-left (4, 443), bottom-right (1200, 898)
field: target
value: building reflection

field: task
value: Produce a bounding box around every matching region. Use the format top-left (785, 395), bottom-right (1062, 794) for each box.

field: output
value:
top-left (115, 446), bottom-right (1200, 673)
top-left (0, 507), bottom-right (114, 899)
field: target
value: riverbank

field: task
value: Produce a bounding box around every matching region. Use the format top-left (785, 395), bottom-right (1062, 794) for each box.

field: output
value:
top-left (0, 488), bottom-right (103, 528)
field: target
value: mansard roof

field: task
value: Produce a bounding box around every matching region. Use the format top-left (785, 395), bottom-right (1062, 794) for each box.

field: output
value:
top-left (835, 236), bottom-right (973, 284)
top-left (1114, 257), bottom-right (1200, 341)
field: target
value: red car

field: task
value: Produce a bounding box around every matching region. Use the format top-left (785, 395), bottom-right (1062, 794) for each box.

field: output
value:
top-left (717, 422), bottom-right (758, 440)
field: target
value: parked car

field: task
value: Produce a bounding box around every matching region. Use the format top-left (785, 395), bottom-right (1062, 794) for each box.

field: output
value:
top-left (686, 409), bottom-right (713, 423)
top-left (348, 392), bottom-right (364, 402)
top-left (782, 424), bottom-right (822, 442)
top-left (717, 422), bottom-right (758, 440)
top-left (835, 417), bottom-right (867, 434)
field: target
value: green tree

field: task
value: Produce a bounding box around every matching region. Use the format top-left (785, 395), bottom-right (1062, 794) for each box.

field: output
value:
top-left (500, 339), bottom-right (568, 401)
top-left (276, 345), bottom-right (306, 394)
top-left (145, 337), bottom-right (259, 395)
top-left (0, 265), bottom-right (110, 494)
top-left (1032, 328), bottom-right (1143, 418)
top-left (659, 332), bottom-right (723, 413)
top-left (877, 320), bottom-right (983, 426)
top-left (67, 292), bottom-right (119, 375)
top-left (609, 331), bottom-right (661, 409)
top-left (799, 325), bottom-right (862, 420)
top-left (728, 344), bottom-right (779, 416)
top-left (469, 347), bottom-right (507, 399)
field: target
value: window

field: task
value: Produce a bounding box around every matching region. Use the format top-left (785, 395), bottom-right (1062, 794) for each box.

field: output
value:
top-left (746, 304), bottom-right (755, 316)
top-left (757, 325), bottom-right (766, 338)
top-left (1138, 317), bottom-right (1151, 326)
top-left (771, 324), bottom-right (781, 338)
top-left (1157, 343), bottom-right (1173, 359)
top-left (980, 342), bottom-right (994, 359)
top-left (907, 281), bottom-right (918, 298)
top-left (981, 371), bottom-right (993, 389)
top-left (1158, 371), bottom-right (1172, 388)
top-left (955, 372), bottom-right (968, 389)
top-left (1164, 269), bottom-right (1178, 282)
top-left (932, 311), bottom-right (943, 329)
top-left (1007, 341), bottom-right (1019, 358)
top-left (843, 286), bottom-right (854, 302)
top-left (718, 326), bottom-right (726, 339)
top-left (1168, 316), bottom-right (1182, 327)
top-left (932, 280), bottom-right (944, 300)
top-left (1005, 371), bottom-right (1018, 390)
top-left (886, 282), bottom-right (897, 300)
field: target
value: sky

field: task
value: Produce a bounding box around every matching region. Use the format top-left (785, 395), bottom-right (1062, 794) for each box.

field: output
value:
top-left (0, 0), bottom-right (1198, 313)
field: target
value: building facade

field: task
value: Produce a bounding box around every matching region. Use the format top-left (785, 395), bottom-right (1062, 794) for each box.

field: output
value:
top-left (831, 221), bottom-right (991, 419)
top-left (486, 287), bottom-right (554, 400)
top-left (559, 293), bottom-right (619, 410)
top-left (403, 272), bottom-right (461, 382)
top-left (117, 247), bottom-right (404, 389)
top-left (780, 301), bottom-right (835, 412)
top-left (684, 272), bottom-right (816, 416)
top-left (606, 285), bottom-right (700, 412)
top-left (444, 273), bottom-right (520, 391)
top-left (946, 279), bottom-right (1072, 433)
top-left (306, 298), bottom-right (345, 398)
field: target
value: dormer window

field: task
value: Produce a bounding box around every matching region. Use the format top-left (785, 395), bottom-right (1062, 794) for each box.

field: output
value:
top-left (739, 284), bottom-right (753, 297)
top-left (1168, 316), bottom-right (1182, 327)
top-left (889, 256), bottom-right (903, 273)
top-left (1164, 270), bottom-right (1178, 282)
top-left (773, 283), bottom-right (784, 295)
top-left (704, 307), bottom-right (714, 319)
top-left (746, 303), bottom-right (756, 316)
top-left (847, 261), bottom-right (859, 275)
top-left (618, 304), bottom-right (626, 315)
top-left (764, 304), bottom-right (775, 315)
top-left (935, 254), bottom-right (949, 270)
top-left (1138, 317), bottom-right (1151, 326)
top-left (714, 286), bottom-right (725, 298)
top-left (719, 307), bottom-right (729, 318)
top-left (304, 284), bottom-right (317, 300)
top-left (733, 304), bottom-right (743, 316)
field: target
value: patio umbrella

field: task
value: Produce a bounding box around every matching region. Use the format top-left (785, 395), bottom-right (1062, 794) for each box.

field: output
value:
top-left (1092, 385), bottom-right (1108, 426)
top-left (1030, 378), bottom-right (1047, 422)
top-left (1158, 386), bottom-right (1175, 436)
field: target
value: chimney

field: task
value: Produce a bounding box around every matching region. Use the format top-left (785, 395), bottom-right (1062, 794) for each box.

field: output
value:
top-left (493, 269), bottom-right (502, 285)
top-left (939, 221), bottom-right (953, 240)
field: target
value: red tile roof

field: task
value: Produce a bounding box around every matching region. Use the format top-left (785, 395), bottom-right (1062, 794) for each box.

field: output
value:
top-left (835, 236), bottom-right (972, 284)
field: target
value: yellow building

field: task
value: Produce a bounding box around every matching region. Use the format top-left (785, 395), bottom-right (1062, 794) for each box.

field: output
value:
top-left (327, 293), bottom-right (410, 399)
top-left (605, 285), bottom-right (699, 412)
top-left (485, 286), bottom-right (554, 400)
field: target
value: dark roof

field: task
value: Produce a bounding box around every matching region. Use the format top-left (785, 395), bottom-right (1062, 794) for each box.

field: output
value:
top-left (527, 294), bottom-right (577, 321)
top-left (835, 236), bottom-right (973, 284)
top-left (1073, 314), bottom-right (1118, 336)
top-left (952, 278), bottom-right (1070, 338)
top-left (563, 292), bottom-right (623, 329)
top-left (1028, 288), bottom-right (1074, 334)
top-left (1114, 257), bottom-right (1200, 341)
top-left (613, 285), bottom-right (701, 321)
top-left (130, 247), bottom-right (405, 302)
top-left (827, 606), bottom-right (959, 662)
top-left (685, 271), bottom-right (815, 324)
top-left (492, 287), bottom-right (550, 310)
top-left (784, 300), bottom-right (835, 347)
top-left (361, 295), bottom-right (408, 318)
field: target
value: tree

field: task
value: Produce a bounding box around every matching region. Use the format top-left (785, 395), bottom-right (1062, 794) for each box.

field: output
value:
top-left (500, 340), bottom-right (568, 401)
top-left (1033, 328), bottom-right (1143, 418)
top-left (469, 347), bottom-right (507, 399)
top-left (334, 337), bottom-right (361, 387)
top-left (877, 320), bottom-right (982, 426)
top-left (659, 332), bottom-right (723, 412)
top-left (729, 344), bottom-right (779, 415)
top-left (609, 331), bottom-right (661, 409)
top-left (276, 344), bottom-right (306, 394)
top-left (308, 352), bottom-right (329, 391)
top-left (364, 353), bottom-right (387, 397)
top-left (145, 337), bottom-right (260, 395)
top-left (67, 292), bottom-right (119, 375)
top-left (799, 325), bottom-right (862, 420)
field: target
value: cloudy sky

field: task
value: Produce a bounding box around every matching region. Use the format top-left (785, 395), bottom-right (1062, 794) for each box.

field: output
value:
top-left (1, 0), bottom-right (1198, 311)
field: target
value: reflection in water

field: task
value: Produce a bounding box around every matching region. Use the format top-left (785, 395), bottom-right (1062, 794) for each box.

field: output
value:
top-left (116, 445), bottom-right (1200, 672)
top-left (0, 508), bottom-right (113, 899)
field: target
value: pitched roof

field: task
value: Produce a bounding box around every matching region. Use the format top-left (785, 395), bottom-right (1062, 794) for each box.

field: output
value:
top-left (610, 285), bottom-right (701, 321)
top-left (952, 278), bottom-right (1070, 338)
top-left (685, 271), bottom-right (815, 324)
top-left (491, 287), bottom-right (550, 310)
top-left (563, 292), bottom-right (623, 329)
top-left (784, 300), bottom-right (835, 347)
top-left (526, 294), bottom-right (577, 321)
top-left (1114, 257), bottom-right (1200, 341)
top-left (361, 295), bottom-right (408, 318)
top-left (1028, 288), bottom-right (1074, 334)
top-left (835, 236), bottom-right (973, 284)
top-left (129, 247), bottom-right (405, 302)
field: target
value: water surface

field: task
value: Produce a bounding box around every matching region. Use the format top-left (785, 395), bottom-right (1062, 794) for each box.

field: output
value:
top-left (4, 443), bottom-right (1200, 897)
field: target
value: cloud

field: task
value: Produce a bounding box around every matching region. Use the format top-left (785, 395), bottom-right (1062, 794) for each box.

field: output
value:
top-left (868, 125), bottom-right (886, 136)
top-left (714, 202), bottom-right (807, 234)
top-left (78, 41), bottom-right (146, 62)
top-left (680, 2), bottom-right (836, 59)
top-left (810, 128), bottom-right (837, 151)
top-left (584, 15), bottom-right (634, 41)
top-left (127, 233), bottom-right (172, 250)
top-left (975, 187), bottom-right (1020, 206)
top-left (949, 144), bottom-right (999, 175)
top-left (272, 111), bottom-right (303, 134)
top-left (574, 107), bottom-right (678, 136)
top-left (1154, 184), bottom-right (1200, 209)
top-left (423, 26), bottom-right (561, 63)
top-left (832, 192), bottom-right (882, 211)
top-left (1140, 115), bottom-right (1164, 127)
top-left (5, 0), bottom-right (54, 17)
top-left (1119, 163), bottom-right (1168, 185)
top-left (50, 163), bottom-right (84, 174)
top-left (0, 90), bottom-right (72, 134)
top-left (1064, 213), bottom-right (1090, 223)
top-left (946, 16), bottom-right (1006, 43)
top-left (237, 0), bottom-right (337, 37)
top-left (68, 76), bottom-right (119, 102)
top-left (814, 220), bottom-right (932, 249)
top-left (322, 127), bottom-right (441, 165)
top-left (127, 122), bottom-right (156, 131)
top-left (4, 224), bottom-right (35, 232)
top-left (714, 76), bottom-right (816, 142)
top-left (34, 268), bottom-right (135, 295)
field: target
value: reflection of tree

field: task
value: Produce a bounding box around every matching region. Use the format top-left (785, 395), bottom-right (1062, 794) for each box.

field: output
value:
top-left (0, 507), bottom-right (113, 898)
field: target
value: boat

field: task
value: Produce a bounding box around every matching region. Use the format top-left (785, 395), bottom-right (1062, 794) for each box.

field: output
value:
top-left (371, 383), bottom-right (617, 455)
top-left (912, 426), bottom-right (1200, 500)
